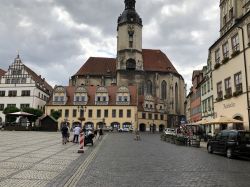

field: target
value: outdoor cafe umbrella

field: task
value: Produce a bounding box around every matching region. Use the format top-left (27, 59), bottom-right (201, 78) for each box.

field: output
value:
top-left (205, 116), bottom-right (243, 124)
top-left (7, 111), bottom-right (35, 116)
top-left (193, 118), bottom-right (209, 125)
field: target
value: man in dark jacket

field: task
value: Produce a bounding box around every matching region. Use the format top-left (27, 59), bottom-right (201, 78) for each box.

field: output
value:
top-left (61, 124), bottom-right (68, 144)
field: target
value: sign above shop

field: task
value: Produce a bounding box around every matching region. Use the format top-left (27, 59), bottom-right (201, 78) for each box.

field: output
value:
top-left (223, 102), bottom-right (236, 109)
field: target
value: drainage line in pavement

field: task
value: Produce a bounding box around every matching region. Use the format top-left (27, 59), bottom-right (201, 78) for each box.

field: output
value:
top-left (63, 135), bottom-right (107, 187)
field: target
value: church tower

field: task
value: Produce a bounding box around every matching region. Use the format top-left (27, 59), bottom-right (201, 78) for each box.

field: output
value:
top-left (116, 0), bottom-right (144, 86)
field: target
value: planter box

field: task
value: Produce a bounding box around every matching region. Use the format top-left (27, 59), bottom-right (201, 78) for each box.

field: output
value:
top-left (190, 140), bottom-right (200, 148)
top-left (175, 140), bottom-right (185, 145)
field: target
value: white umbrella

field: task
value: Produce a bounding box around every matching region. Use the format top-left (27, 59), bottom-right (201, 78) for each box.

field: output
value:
top-left (205, 116), bottom-right (243, 124)
top-left (8, 111), bottom-right (34, 116)
top-left (193, 118), bottom-right (209, 125)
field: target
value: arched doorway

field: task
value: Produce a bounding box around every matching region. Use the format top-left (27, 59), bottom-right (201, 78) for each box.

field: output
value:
top-left (139, 123), bottom-right (146, 132)
top-left (84, 122), bottom-right (94, 130)
top-left (97, 121), bottom-right (105, 129)
top-left (60, 122), bottom-right (70, 129)
top-left (159, 125), bottom-right (165, 132)
top-left (233, 116), bottom-right (244, 130)
top-left (123, 122), bottom-right (132, 128)
top-left (111, 122), bottom-right (120, 131)
top-left (72, 121), bottom-right (81, 129)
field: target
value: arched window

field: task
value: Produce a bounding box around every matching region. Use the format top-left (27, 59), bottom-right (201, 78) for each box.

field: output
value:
top-left (126, 58), bottom-right (136, 70)
top-left (138, 83), bottom-right (144, 96)
top-left (146, 80), bottom-right (153, 95)
top-left (175, 83), bottom-right (178, 112)
top-left (161, 81), bottom-right (167, 100)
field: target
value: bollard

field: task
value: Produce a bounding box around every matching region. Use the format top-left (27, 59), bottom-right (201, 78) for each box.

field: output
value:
top-left (78, 133), bottom-right (84, 153)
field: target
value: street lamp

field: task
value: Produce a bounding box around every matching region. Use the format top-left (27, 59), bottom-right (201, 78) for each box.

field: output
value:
top-left (237, 25), bottom-right (250, 130)
top-left (77, 106), bottom-right (87, 128)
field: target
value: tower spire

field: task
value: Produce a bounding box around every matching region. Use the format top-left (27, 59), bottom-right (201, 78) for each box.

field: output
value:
top-left (125, 0), bottom-right (136, 10)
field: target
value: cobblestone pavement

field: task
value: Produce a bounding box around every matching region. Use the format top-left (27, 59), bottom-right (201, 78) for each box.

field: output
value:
top-left (53, 133), bottom-right (250, 187)
top-left (0, 131), bottom-right (88, 187)
top-left (2, 132), bottom-right (250, 187)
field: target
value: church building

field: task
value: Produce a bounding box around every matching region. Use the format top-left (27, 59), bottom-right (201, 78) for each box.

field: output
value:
top-left (48, 0), bottom-right (186, 131)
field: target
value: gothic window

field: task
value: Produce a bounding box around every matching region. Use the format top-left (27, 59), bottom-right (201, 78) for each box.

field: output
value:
top-left (126, 58), bottom-right (136, 70)
top-left (129, 32), bottom-right (133, 48)
top-left (139, 83), bottom-right (144, 95)
top-left (175, 83), bottom-right (178, 112)
top-left (161, 81), bottom-right (167, 100)
top-left (146, 80), bottom-right (153, 95)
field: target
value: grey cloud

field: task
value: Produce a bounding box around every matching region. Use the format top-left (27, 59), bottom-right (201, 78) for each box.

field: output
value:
top-left (0, 0), bottom-right (220, 88)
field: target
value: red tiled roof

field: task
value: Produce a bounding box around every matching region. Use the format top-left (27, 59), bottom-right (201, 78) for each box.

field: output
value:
top-left (0, 68), bottom-right (6, 77)
top-left (48, 85), bottom-right (138, 106)
top-left (74, 49), bottom-right (180, 76)
top-left (74, 57), bottom-right (116, 76)
top-left (24, 65), bottom-right (53, 93)
top-left (142, 49), bottom-right (179, 74)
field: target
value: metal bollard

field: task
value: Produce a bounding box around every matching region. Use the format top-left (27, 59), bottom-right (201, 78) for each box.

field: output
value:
top-left (78, 133), bottom-right (84, 153)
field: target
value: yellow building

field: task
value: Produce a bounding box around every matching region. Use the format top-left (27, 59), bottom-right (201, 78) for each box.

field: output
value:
top-left (45, 85), bottom-right (167, 132)
top-left (207, 0), bottom-right (250, 130)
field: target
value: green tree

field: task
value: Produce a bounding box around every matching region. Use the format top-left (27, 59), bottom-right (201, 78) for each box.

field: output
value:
top-left (51, 110), bottom-right (61, 120)
top-left (3, 106), bottom-right (20, 123)
top-left (22, 108), bottom-right (43, 123)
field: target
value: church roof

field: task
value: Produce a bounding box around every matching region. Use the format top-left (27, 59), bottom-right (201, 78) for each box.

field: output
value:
top-left (0, 68), bottom-right (6, 77)
top-left (74, 49), bottom-right (180, 77)
top-left (74, 57), bottom-right (116, 77)
top-left (142, 49), bottom-right (179, 74)
top-left (118, 0), bottom-right (142, 26)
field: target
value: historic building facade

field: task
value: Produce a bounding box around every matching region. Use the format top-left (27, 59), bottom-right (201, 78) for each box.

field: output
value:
top-left (45, 85), bottom-right (167, 131)
top-left (68, 0), bottom-right (185, 131)
top-left (0, 55), bottom-right (53, 122)
top-left (207, 0), bottom-right (250, 130)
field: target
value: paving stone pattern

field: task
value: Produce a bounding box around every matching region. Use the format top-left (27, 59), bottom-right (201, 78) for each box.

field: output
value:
top-left (0, 131), bottom-right (83, 187)
top-left (1, 132), bottom-right (250, 187)
top-left (74, 133), bottom-right (250, 187)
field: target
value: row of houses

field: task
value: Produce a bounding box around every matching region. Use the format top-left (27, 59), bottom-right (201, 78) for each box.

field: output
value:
top-left (186, 0), bottom-right (250, 134)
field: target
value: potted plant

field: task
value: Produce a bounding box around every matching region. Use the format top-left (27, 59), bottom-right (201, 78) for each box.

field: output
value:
top-left (214, 63), bottom-right (221, 69)
top-left (221, 57), bottom-right (229, 64)
top-left (231, 50), bottom-right (240, 58)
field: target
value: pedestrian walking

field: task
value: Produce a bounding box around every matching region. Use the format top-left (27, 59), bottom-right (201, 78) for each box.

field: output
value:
top-left (73, 125), bottom-right (81, 143)
top-left (98, 128), bottom-right (103, 139)
top-left (134, 130), bottom-right (141, 141)
top-left (61, 124), bottom-right (68, 145)
top-left (94, 129), bottom-right (98, 138)
top-left (67, 124), bottom-right (70, 142)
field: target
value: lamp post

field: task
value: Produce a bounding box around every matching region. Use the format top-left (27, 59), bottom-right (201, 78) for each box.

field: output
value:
top-left (78, 106), bottom-right (87, 128)
top-left (237, 26), bottom-right (250, 130)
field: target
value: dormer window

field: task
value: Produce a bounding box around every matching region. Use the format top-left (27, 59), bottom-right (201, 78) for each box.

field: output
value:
top-left (74, 86), bottom-right (88, 105)
top-left (124, 96), bottom-right (128, 102)
top-left (116, 86), bottom-right (131, 105)
top-left (95, 86), bottom-right (109, 105)
top-left (119, 96), bottom-right (122, 101)
top-left (53, 86), bottom-right (67, 105)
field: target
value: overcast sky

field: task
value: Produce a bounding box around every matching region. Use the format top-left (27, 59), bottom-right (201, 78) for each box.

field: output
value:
top-left (0, 0), bottom-right (220, 90)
